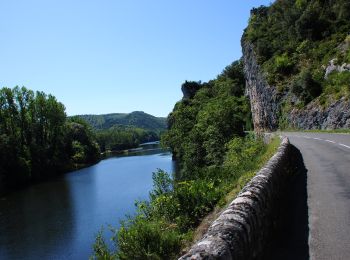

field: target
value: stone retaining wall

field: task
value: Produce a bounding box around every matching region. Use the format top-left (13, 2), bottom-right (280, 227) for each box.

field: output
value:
top-left (179, 137), bottom-right (297, 260)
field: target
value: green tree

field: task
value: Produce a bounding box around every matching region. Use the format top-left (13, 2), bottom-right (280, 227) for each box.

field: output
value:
top-left (0, 87), bottom-right (100, 189)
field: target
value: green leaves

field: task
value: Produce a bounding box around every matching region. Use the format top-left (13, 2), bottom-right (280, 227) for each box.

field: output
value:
top-left (162, 61), bottom-right (249, 174)
top-left (274, 53), bottom-right (295, 75)
top-left (295, 0), bottom-right (307, 10)
top-left (290, 68), bottom-right (322, 104)
top-left (224, 135), bottom-right (265, 171)
top-left (0, 86), bottom-right (100, 187)
top-left (150, 169), bottom-right (173, 199)
top-left (117, 217), bottom-right (182, 260)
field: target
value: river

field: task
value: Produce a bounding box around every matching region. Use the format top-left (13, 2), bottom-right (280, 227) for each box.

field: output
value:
top-left (0, 148), bottom-right (174, 259)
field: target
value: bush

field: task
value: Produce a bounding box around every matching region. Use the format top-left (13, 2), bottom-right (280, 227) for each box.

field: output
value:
top-left (274, 53), bottom-right (294, 74)
top-left (117, 217), bottom-right (182, 260)
top-left (323, 71), bottom-right (350, 98)
top-left (291, 69), bottom-right (322, 103)
top-left (224, 135), bottom-right (265, 171)
top-left (173, 179), bottom-right (223, 230)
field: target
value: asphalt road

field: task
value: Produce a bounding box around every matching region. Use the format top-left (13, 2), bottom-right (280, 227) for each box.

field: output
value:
top-left (283, 132), bottom-right (350, 260)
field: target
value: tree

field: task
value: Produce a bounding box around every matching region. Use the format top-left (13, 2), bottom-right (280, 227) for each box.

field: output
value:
top-left (0, 87), bottom-right (100, 189)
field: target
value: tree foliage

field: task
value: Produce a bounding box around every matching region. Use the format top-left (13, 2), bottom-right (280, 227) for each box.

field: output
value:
top-left (0, 87), bottom-right (100, 189)
top-left (162, 61), bottom-right (251, 175)
top-left (95, 126), bottom-right (159, 153)
top-left (243, 0), bottom-right (350, 107)
top-left (77, 111), bottom-right (166, 132)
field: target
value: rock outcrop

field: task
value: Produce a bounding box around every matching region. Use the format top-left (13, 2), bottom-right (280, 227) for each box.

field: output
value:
top-left (288, 97), bottom-right (350, 129)
top-left (242, 40), bottom-right (350, 131)
top-left (181, 81), bottom-right (202, 99)
top-left (242, 41), bottom-right (280, 132)
top-left (325, 59), bottom-right (350, 78)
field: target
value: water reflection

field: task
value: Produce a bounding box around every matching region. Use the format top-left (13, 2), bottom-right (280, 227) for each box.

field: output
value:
top-left (0, 151), bottom-right (174, 259)
top-left (0, 179), bottom-right (75, 259)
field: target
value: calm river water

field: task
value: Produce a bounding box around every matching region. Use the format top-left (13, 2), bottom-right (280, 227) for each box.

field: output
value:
top-left (0, 149), bottom-right (174, 259)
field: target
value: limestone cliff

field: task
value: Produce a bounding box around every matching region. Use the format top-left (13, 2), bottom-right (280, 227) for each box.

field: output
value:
top-left (242, 40), bottom-right (350, 131)
top-left (241, 0), bottom-right (350, 131)
top-left (242, 41), bottom-right (280, 132)
top-left (288, 97), bottom-right (350, 129)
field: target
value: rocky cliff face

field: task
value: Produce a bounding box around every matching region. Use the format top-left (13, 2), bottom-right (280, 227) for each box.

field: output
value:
top-left (288, 97), bottom-right (350, 129)
top-left (242, 41), bottom-right (280, 132)
top-left (325, 59), bottom-right (350, 78)
top-left (242, 41), bottom-right (350, 131)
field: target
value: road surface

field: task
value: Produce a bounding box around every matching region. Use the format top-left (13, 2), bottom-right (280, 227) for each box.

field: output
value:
top-left (283, 132), bottom-right (350, 260)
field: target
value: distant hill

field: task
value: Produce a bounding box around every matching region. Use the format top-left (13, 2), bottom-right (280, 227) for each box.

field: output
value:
top-left (76, 111), bottom-right (167, 132)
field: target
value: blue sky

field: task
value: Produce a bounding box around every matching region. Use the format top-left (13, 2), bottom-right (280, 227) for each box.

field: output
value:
top-left (0, 0), bottom-right (272, 117)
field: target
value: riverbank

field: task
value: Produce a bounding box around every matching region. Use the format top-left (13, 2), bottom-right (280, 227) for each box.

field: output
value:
top-left (0, 158), bottom-right (100, 196)
top-left (100, 140), bottom-right (159, 154)
top-left (0, 149), bottom-right (174, 259)
top-left (91, 135), bottom-right (281, 259)
top-left (1, 142), bottom-right (165, 196)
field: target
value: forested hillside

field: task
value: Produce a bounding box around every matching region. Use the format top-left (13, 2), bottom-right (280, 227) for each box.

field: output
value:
top-left (78, 111), bottom-right (166, 132)
top-left (95, 125), bottom-right (159, 152)
top-left (77, 112), bottom-right (166, 153)
top-left (242, 0), bottom-right (350, 130)
top-left (0, 87), bottom-right (100, 190)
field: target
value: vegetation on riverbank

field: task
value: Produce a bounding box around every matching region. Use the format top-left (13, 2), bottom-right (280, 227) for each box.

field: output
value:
top-left (95, 126), bottom-right (160, 153)
top-left (91, 61), bottom-right (280, 259)
top-left (0, 87), bottom-right (168, 192)
top-left (76, 112), bottom-right (166, 153)
top-left (0, 87), bottom-right (100, 191)
top-left (92, 136), bottom-right (280, 260)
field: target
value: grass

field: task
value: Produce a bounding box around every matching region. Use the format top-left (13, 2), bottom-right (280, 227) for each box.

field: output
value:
top-left (188, 136), bottom-right (281, 249)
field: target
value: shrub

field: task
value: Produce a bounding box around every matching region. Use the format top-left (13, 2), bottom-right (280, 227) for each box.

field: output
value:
top-left (224, 135), bottom-right (265, 171)
top-left (291, 69), bottom-right (322, 103)
top-left (323, 71), bottom-right (350, 98)
top-left (295, 0), bottom-right (307, 9)
top-left (274, 53), bottom-right (294, 74)
top-left (173, 179), bottom-right (223, 230)
top-left (117, 217), bottom-right (182, 260)
top-left (92, 229), bottom-right (116, 260)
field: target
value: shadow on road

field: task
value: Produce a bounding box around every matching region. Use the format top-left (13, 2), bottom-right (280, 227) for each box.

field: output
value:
top-left (263, 144), bottom-right (309, 260)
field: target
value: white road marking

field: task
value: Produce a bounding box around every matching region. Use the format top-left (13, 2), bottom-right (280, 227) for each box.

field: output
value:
top-left (297, 136), bottom-right (350, 149)
top-left (339, 143), bottom-right (350, 149)
top-left (287, 134), bottom-right (350, 151)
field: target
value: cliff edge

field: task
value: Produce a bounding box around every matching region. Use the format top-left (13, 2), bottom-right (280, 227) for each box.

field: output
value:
top-left (242, 0), bottom-right (350, 131)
